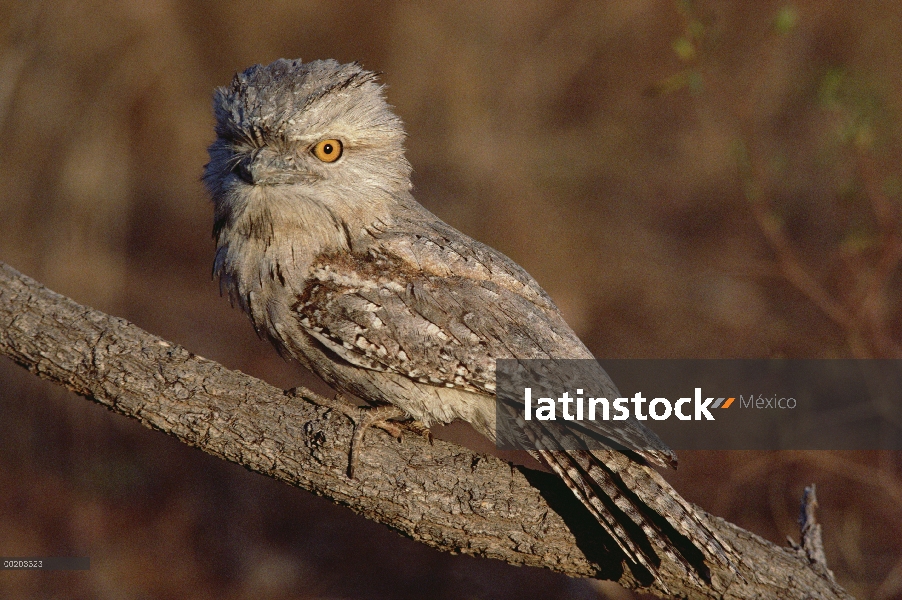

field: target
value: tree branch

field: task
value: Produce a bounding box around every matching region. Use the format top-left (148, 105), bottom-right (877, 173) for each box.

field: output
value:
top-left (0, 261), bottom-right (854, 599)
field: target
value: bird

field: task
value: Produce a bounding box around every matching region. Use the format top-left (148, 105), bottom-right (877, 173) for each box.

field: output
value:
top-left (203, 58), bottom-right (738, 588)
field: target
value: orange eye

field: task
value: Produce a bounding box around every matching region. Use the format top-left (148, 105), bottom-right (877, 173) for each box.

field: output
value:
top-left (312, 139), bottom-right (343, 162)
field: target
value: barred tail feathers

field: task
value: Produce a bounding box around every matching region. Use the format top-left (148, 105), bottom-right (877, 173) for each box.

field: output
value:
top-left (520, 421), bottom-right (739, 587)
top-left (591, 448), bottom-right (741, 575)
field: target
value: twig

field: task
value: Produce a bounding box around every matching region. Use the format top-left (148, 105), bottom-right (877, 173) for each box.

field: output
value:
top-left (798, 484), bottom-right (835, 581)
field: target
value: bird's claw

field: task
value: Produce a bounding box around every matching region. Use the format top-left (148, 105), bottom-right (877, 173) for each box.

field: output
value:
top-left (289, 390), bottom-right (407, 478)
top-left (401, 419), bottom-right (434, 445)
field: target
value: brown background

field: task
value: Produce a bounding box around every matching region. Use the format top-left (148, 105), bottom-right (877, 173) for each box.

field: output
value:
top-left (1, 1), bottom-right (901, 598)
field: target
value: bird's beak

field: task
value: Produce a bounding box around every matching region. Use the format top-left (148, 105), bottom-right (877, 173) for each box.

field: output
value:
top-left (236, 148), bottom-right (310, 185)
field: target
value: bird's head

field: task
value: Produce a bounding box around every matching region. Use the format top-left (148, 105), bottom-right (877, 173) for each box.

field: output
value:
top-left (204, 59), bottom-right (412, 242)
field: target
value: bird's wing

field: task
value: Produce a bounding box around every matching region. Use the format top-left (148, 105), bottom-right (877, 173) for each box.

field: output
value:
top-left (294, 245), bottom-right (578, 395)
top-left (293, 228), bottom-right (674, 465)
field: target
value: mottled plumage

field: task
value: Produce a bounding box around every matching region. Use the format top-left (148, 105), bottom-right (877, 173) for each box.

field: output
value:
top-left (204, 58), bottom-right (736, 586)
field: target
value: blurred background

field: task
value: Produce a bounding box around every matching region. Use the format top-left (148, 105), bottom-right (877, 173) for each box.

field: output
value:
top-left (1, 0), bottom-right (901, 598)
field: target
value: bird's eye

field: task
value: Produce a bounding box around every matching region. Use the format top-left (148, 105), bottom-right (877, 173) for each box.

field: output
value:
top-left (312, 139), bottom-right (343, 163)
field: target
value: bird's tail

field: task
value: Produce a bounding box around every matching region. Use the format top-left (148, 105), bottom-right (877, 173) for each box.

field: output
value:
top-left (531, 445), bottom-right (740, 589)
top-left (495, 395), bottom-right (740, 588)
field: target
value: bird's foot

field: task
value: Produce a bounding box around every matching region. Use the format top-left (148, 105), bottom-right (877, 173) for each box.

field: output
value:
top-left (290, 390), bottom-right (407, 478)
top-left (342, 401), bottom-right (407, 479)
top-left (400, 419), bottom-right (434, 445)
top-left (338, 402), bottom-right (434, 475)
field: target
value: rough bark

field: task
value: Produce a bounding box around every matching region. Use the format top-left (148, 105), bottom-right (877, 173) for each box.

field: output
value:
top-left (0, 261), bottom-right (854, 599)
